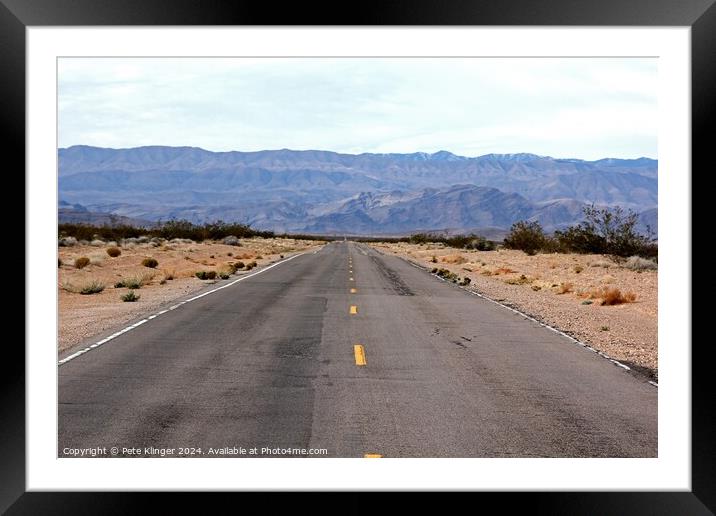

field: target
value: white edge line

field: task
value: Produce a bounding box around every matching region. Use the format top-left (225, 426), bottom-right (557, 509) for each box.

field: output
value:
top-left (400, 255), bottom-right (657, 388)
top-left (58, 251), bottom-right (307, 366)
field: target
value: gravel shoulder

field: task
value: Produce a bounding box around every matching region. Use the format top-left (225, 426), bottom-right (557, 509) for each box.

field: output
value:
top-left (370, 242), bottom-right (658, 380)
top-left (58, 237), bottom-right (324, 352)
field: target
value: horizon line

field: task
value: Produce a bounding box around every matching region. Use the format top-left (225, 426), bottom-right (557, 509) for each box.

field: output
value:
top-left (58, 144), bottom-right (657, 162)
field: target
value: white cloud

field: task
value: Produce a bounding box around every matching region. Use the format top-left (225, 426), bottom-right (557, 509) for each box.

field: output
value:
top-left (58, 57), bottom-right (657, 159)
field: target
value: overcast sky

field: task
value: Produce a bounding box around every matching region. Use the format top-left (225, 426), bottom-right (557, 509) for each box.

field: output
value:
top-left (58, 57), bottom-right (657, 160)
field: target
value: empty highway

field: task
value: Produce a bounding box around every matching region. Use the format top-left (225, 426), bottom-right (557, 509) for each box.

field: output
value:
top-left (58, 241), bottom-right (657, 458)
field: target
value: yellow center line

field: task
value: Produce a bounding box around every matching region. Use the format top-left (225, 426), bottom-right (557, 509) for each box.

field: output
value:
top-left (350, 277), bottom-right (354, 281)
top-left (350, 305), bottom-right (358, 315)
top-left (350, 288), bottom-right (357, 293)
top-left (354, 344), bottom-right (367, 366)
top-left (364, 454), bottom-right (382, 458)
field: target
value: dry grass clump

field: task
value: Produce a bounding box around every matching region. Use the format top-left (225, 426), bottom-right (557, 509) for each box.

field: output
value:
top-left (623, 256), bottom-right (658, 271)
top-left (106, 246), bottom-right (122, 257)
top-left (589, 286), bottom-right (637, 305)
top-left (573, 264), bottom-right (584, 273)
top-left (74, 256), bottom-right (90, 269)
top-left (556, 282), bottom-right (573, 294)
top-left (441, 254), bottom-right (467, 264)
top-left (493, 267), bottom-right (516, 275)
top-left (62, 280), bottom-right (105, 295)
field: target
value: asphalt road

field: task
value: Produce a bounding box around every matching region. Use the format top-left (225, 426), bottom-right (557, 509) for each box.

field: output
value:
top-left (58, 241), bottom-right (657, 458)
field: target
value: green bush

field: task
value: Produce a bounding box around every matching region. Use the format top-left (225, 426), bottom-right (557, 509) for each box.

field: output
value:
top-left (121, 290), bottom-right (140, 302)
top-left (74, 256), bottom-right (91, 269)
top-left (503, 221), bottom-right (546, 255)
top-left (141, 257), bottom-right (159, 268)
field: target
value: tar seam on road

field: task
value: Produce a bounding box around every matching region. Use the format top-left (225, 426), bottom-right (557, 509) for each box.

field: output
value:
top-left (58, 252), bottom-right (307, 366)
top-left (393, 252), bottom-right (658, 389)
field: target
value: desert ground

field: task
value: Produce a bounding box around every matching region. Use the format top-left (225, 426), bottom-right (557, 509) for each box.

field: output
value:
top-left (58, 237), bottom-right (325, 352)
top-left (370, 242), bottom-right (658, 379)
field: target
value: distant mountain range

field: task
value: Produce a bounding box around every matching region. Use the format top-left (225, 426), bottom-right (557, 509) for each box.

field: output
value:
top-left (58, 145), bottom-right (658, 236)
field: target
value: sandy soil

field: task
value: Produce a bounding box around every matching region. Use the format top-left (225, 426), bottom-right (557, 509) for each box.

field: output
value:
top-left (58, 237), bottom-right (324, 352)
top-left (370, 242), bottom-right (658, 379)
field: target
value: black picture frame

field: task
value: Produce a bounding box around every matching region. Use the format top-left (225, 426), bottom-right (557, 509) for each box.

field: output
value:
top-left (6, 0), bottom-right (712, 512)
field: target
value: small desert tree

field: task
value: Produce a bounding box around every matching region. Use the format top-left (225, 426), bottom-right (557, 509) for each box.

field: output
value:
top-left (555, 204), bottom-right (656, 258)
top-left (503, 221), bottom-right (546, 255)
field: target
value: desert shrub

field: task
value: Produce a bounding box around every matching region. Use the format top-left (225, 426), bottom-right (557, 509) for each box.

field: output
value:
top-left (435, 268), bottom-right (458, 281)
top-left (557, 282), bottom-right (573, 294)
top-left (159, 278), bottom-right (167, 285)
top-left (115, 277), bottom-right (141, 289)
top-left (79, 281), bottom-right (105, 295)
top-left (503, 221), bottom-right (546, 255)
top-left (256, 255), bottom-right (263, 259)
top-left (121, 290), bottom-right (140, 302)
top-left (581, 300), bottom-right (593, 305)
top-left (106, 246), bottom-right (122, 257)
top-left (58, 236), bottom-right (78, 247)
top-left (431, 256), bottom-right (438, 263)
top-left (90, 239), bottom-right (105, 246)
top-left (164, 270), bottom-right (175, 280)
top-left (141, 257), bottom-right (159, 268)
top-left (74, 256), bottom-right (90, 269)
top-left (195, 270), bottom-right (217, 280)
top-left (531, 285), bottom-right (542, 291)
top-left (459, 277), bottom-right (472, 286)
top-left (431, 267), bottom-right (438, 273)
top-left (280, 254), bottom-right (284, 259)
top-left (590, 286), bottom-right (637, 305)
top-left (219, 272), bottom-right (231, 280)
top-left (505, 274), bottom-right (531, 285)
top-left (623, 255), bottom-right (658, 271)
top-left (600, 326), bottom-right (610, 331)
top-left (447, 234), bottom-right (496, 250)
top-left (249, 261), bottom-right (258, 268)
top-left (554, 205), bottom-right (657, 258)
top-left (234, 261), bottom-right (246, 270)
top-left (573, 264), bottom-right (584, 273)
top-left (227, 252), bottom-right (233, 256)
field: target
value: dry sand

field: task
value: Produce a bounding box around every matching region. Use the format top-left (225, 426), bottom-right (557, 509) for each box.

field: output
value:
top-left (58, 237), bottom-right (324, 352)
top-left (370, 242), bottom-right (658, 379)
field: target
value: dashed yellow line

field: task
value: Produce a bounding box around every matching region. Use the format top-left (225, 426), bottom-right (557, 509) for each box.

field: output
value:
top-left (350, 305), bottom-right (358, 315)
top-left (350, 277), bottom-right (354, 281)
top-left (350, 288), bottom-right (357, 293)
top-left (364, 454), bottom-right (381, 458)
top-left (354, 344), bottom-right (367, 366)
